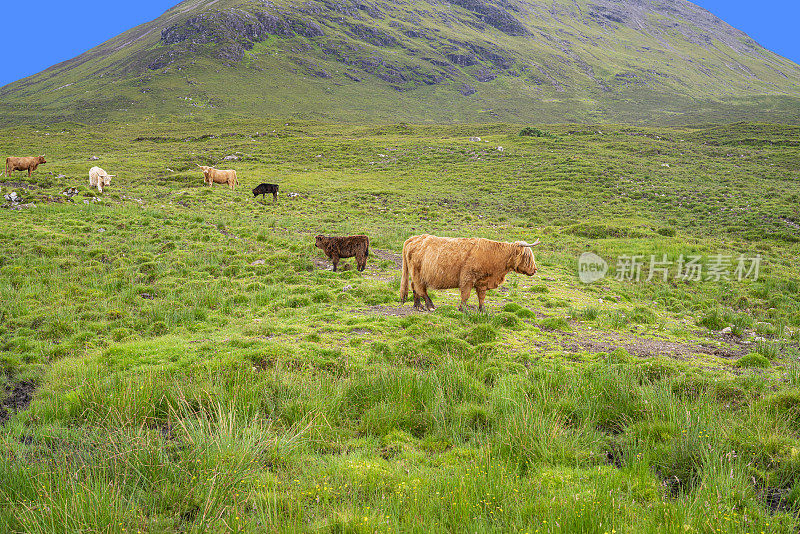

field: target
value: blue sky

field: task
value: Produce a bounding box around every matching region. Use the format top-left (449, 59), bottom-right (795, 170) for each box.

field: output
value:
top-left (1, 1), bottom-right (798, 88)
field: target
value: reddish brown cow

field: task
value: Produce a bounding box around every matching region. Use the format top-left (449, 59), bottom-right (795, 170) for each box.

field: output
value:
top-left (6, 156), bottom-right (46, 178)
top-left (401, 234), bottom-right (540, 312)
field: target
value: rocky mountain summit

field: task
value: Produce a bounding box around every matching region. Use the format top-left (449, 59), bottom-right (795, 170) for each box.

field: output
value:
top-left (1, 0), bottom-right (799, 124)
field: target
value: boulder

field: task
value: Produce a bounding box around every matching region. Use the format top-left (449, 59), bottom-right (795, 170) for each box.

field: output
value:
top-left (459, 84), bottom-right (477, 96)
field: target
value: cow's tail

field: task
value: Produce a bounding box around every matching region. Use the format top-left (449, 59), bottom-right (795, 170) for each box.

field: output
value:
top-left (4, 158), bottom-right (8, 177)
top-left (400, 241), bottom-right (410, 304)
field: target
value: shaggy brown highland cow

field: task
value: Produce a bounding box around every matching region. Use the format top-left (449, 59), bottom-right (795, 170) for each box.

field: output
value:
top-left (196, 165), bottom-right (238, 190)
top-left (315, 235), bottom-right (370, 272)
top-left (6, 155), bottom-right (46, 178)
top-left (401, 234), bottom-right (540, 312)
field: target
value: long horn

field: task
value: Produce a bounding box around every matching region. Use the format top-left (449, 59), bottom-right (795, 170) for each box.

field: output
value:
top-left (517, 239), bottom-right (540, 248)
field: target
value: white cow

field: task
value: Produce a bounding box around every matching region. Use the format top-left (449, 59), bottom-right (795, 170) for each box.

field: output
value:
top-left (89, 166), bottom-right (115, 193)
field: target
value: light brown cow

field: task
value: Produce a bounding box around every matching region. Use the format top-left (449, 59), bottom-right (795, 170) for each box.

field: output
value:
top-left (89, 166), bottom-right (115, 193)
top-left (400, 234), bottom-right (540, 312)
top-left (197, 165), bottom-right (238, 190)
top-left (6, 155), bottom-right (46, 178)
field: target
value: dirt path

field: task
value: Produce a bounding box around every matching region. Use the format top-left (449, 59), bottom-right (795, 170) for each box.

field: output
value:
top-left (0, 380), bottom-right (37, 426)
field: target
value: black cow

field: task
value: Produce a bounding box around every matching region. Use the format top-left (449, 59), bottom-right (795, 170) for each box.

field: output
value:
top-left (253, 183), bottom-right (279, 202)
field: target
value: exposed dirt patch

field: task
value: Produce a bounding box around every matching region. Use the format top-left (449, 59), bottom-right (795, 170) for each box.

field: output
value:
top-left (312, 257), bottom-right (361, 271)
top-left (216, 225), bottom-right (239, 239)
top-left (0, 181), bottom-right (39, 190)
top-left (38, 195), bottom-right (74, 204)
top-left (372, 248), bottom-right (402, 269)
top-left (160, 422), bottom-right (177, 441)
top-left (662, 475), bottom-right (685, 498)
top-left (350, 328), bottom-right (372, 335)
top-left (605, 443), bottom-right (624, 468)
top-left (760, 486), bottom-right (791, 514)
top-left (313, 257), bottom-right (333, 270)
top-left (355, 304), bottom-right (417, 317)
top-left (560, 331), bottom-right (748, 360)
top-left (313, 247), bottom-right (402, 272)
top-left (0, 380), bottom-right (37, 426)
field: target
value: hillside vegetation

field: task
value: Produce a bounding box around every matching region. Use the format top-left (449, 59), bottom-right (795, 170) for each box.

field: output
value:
top-left (0, 120), bottom-right (798, 532)
top-left (2, 0), bottom-right (800, 125)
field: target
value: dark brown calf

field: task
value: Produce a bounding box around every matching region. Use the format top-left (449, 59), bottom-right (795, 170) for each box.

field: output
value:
top-left (253, 183), bottom-right (279, 202)
top-left (315, 235), bottom-right (369, 272)
top-left (6, 156), bottom-right (46, 178)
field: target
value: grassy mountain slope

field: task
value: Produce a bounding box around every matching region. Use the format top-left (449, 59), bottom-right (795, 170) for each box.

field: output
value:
top-left (1, 0), bottom-right (800, 124)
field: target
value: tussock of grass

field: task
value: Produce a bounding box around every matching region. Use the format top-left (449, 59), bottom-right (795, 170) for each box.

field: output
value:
top-left (735, 353), bottom-right (771, 369)
top-left (539, 316), bottom-right (570, 331)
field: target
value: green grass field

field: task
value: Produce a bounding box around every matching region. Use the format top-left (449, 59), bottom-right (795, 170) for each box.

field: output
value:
top-left (0, 120), bottom-right (799, 532)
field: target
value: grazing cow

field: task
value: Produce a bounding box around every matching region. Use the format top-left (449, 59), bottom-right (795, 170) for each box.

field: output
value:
top-left (88, 166), bottom-right (115, 193)
top-left (197, 165), bottom-right (238, 190)
top-left (315, 235), bottom-right (369, 272)
top-left (401, 234), bottom-right (540, 312)
top-left (6, 156), bottom-right (46, 178)
top-left (253, 183), bottom-right (279, 202)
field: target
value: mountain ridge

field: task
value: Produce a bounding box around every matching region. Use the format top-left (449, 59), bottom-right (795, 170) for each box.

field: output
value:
top-left (2, 0), bottom-right (799, 125)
